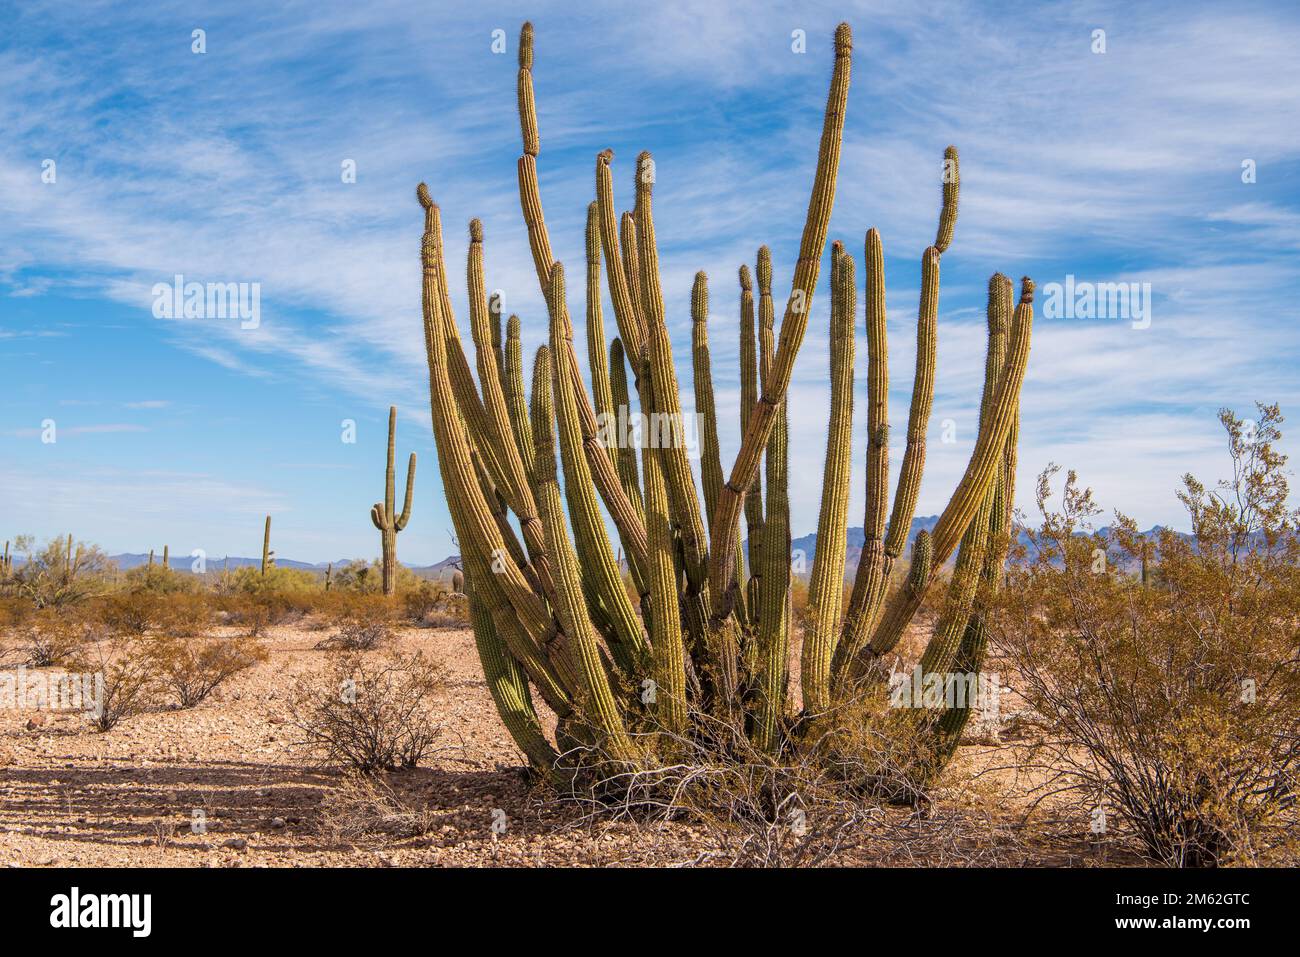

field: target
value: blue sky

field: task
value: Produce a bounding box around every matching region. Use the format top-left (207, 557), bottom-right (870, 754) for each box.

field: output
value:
top-left (2, 0), bottom-right (1299, 564)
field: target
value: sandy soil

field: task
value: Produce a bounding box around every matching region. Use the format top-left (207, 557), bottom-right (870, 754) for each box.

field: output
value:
top-left (0, 619), bottom-right (1124, 867)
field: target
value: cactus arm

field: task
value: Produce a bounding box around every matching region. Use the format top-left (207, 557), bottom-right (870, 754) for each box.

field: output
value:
top-left (917, 487), bottom-right (994, 678)
top-left (619, 212), bottom-right (645, 347)
top-left (802, 246), bottom-right (856, 714)
top-left (594, 153), bottom-right (647, 375)
top-left (886, 246), bottom-right (941, 565)
top-left (585, 202), bottom-right (616, 427)
top-left (857, 279), bottom-right (1034, 666)
top-left (707, 24), bottom-right (853, 622)
top-left (547, 262), bottom-right (651, 674)
top-left (752, 292), bottom-right (793, 752)
top-left (835, 228), bottom-right (891, 678)
top-left (692, 272), bottom-right (749, 627)
top-left (502, 314), bottom-right (538, 485)
top-left (418, 185), bottom-right (552, 643)
top-left (516, 24), bottom-right (554, 295)
top-left (916, 275), bottom-right (1009, 679)
top-left (423, 200), bottom-right (515, 506)
top-left (509, 25), bottom-right (650, 593)
top-left (465, 219), bottom-right (555, 597)
top-left (739, 263), bottom-right (765, 620)
top-left (396, 452), bottom-right (416, 531)
top-left (642, 393), bottom-right (687, 732)
top-left (935, 146), bottom-right (959, 254)
top-left (489, 292), bottom-right (506, 393)
top-left (532, 343), bottom-right (637, 761)
top-left (633, 154), bottom-right (711, 589)
top-left (633, 156), bottom-right (737, 698)
top-left (385, 405), bottom-right (397, 521)
top-left (466, 573), bottom-right (560, 775)
top-left (608, 337), bottom-right (646, 520)
top-left (692, 272), bottom-right (723, 529)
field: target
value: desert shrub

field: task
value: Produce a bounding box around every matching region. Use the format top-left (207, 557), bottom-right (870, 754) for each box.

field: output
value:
top-left (68, 635), bottom-right (159, 732)
top-left (320, 559), bottom-right (381, 593)
top-left (124, 564), bottom-right (199, 594)
top-left (95, 589), bottom-right (161, 636)
top-left (219, 587), bottom-right (316, 635)
top-left (401, 580), bottom-right (454, 625)
top-left (319, 773), bottom-right (439, 844)
top-left (994, 404), bottom-right (1300, 867)
top-left (315, 593), bottom-right (396, 650)
top-left (0, 598), bottom-right (35, 662)
top-left (8, 536), bottom-right (114, 608)
top-left (153, 592), bottom-right (213, 637)
top-left (221, 564), bottom-right (319, 597)
top-left (287, 650), bottom-right (446, 772)
top-left (19, 607), bottom-right (100, 666)
top-left (147, 632), bottom-right (267, 708)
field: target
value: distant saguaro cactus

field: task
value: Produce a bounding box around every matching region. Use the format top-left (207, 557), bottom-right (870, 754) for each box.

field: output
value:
top-left (414, 21), bottom-right (1036, 788)
top-left (370, 406), bottom-right (416, 596)
top-left (261, 516), bottom-right (273, 576)
top-left (1, 540), bottom-right (11, 578)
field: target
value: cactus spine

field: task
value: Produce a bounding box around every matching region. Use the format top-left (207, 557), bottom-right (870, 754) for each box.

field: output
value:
top-left (414, 22), bottom-right (1037, 786)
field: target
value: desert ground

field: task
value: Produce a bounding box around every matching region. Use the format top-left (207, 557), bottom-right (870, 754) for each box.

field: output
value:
top-left (0, 616), bottom-right (1147, 868)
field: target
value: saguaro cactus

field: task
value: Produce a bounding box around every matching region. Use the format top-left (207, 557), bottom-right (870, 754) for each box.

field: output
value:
top-left (415, 21), bottom-right (1037, 786)
top-left (261, 515), bottom-right (273, 576)
top-left (2, 540), bottom-right (12, 578)
top-left (370, 405), bottom-right (417, 595)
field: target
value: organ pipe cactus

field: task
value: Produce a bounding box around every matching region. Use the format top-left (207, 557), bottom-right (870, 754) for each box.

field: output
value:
top-left (416, 21), bottom-right (1036, 786)
top-left (371, 405), bottom-right (417, 596)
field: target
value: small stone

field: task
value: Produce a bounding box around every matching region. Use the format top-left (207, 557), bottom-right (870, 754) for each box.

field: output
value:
top-left (269, 817), bottom-right (286, 829)
top-left (222, 838), bottom-right (247, 850)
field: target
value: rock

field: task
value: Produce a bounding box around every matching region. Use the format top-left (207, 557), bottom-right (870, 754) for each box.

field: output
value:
top-left (222, 838), bottom-right (248, 850)
top-left (269, 817), bottom-right (286, 829)
top-left (24, 716), bottom-right (47, 731)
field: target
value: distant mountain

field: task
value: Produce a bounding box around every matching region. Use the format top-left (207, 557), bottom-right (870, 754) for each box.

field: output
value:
top-left (106, 553), bottom-right (464, 578)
